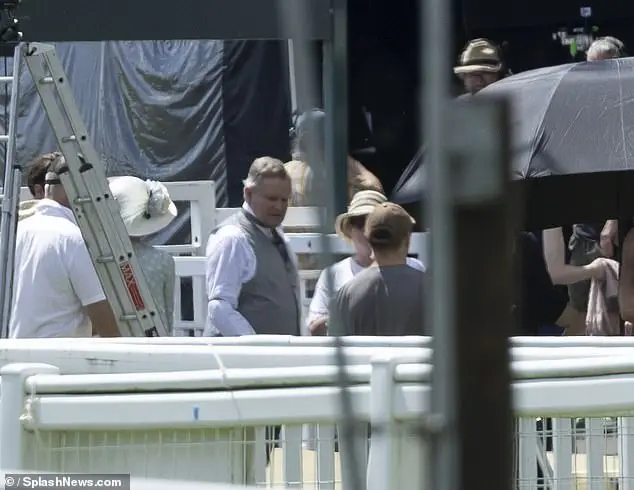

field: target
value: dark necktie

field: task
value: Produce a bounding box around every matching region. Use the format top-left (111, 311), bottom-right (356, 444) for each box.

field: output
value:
top-left (241, 210), bottom-right (290, 265)
top-left (271, 228), bottom-right (290, 265)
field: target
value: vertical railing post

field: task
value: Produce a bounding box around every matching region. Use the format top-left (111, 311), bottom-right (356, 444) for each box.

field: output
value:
top-left (367, 356), bottom-right (397, 490)
top-left (0, 363), bottom-right (60, 470)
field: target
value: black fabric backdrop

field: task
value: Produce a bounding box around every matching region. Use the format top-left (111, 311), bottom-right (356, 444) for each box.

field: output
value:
top-left (0, 40), bottom-right (291, 244)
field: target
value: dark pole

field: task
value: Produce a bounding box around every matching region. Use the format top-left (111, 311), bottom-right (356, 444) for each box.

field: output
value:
top-left (447, 97), bottom-right (515, 490)
top-left (323, 0), bottom-right (349, 216)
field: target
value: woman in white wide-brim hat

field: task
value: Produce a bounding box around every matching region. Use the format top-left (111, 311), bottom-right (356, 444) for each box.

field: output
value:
top-left (108, 176), bottom-right (177, 332)
top-left (305, 189), bottom-right (425, 336)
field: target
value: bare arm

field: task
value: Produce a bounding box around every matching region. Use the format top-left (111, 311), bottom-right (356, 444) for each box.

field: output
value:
top-left (542, 227), bottom-right (596, 285)
top-left (619, 228), bottom-right (634, 322)
top-left (306, 268), bottom-right (331, 335)
top-left (85, 300), bottom-right (120, 337)
top-left (67, 234), bottom-right (120, 337)
top-left (600, 219), bottom-right (618, 257)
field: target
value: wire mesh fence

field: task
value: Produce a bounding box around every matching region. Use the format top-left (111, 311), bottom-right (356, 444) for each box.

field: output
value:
top-left (516, 416), bottom-right (634, 490)
top-left (13, 415), bottom-right (634, 488)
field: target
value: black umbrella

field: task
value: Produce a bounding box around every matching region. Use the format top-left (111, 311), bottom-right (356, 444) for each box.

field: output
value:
top-left (393, 58), bottom-right (634, 229)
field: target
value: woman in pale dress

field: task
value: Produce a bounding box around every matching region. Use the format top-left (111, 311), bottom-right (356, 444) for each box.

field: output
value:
top-left (108, 176), bottom-right (177, 332)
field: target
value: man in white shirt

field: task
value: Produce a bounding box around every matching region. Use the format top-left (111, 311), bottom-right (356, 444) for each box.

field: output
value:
top-left (205, 156), bottom-right (298, 462)
top-left (205, 157), bottom-right (300, 337)
top-left (10, 158), bottom-right (120, 338)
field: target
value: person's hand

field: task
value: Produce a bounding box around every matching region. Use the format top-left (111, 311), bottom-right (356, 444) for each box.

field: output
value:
top-left (585, 257), bottom-right (612, 279)
top-left (308, 316), bottom-right (328, 336)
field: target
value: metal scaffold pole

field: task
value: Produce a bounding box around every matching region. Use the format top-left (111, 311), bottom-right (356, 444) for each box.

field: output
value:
top-left (420, 0), bottom-right (457, 487)
top-left (0, 44), bottom-right (22, 337)
top-left (421, 0), bottom-right (515, 488)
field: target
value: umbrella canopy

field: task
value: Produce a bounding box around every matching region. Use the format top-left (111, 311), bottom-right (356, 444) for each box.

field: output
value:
top-left (392, 58), bottom-right (634, 229)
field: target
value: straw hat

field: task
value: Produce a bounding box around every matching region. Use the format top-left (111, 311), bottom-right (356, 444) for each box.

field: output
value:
top-left (334, 190), bottom-right (388, 238)
top-left (108, 176), bottom-right (177, 237)
top-left (454, 38), bottom-right (502, 75)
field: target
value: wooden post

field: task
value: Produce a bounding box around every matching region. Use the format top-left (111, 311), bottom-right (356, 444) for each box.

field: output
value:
top-left (436, 96), bottom-right (515, 490)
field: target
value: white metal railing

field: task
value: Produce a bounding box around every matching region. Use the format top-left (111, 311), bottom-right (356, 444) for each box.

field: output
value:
top-left (173, 256), bottom-right (320, 336)
top-left (7, 186), bottom-right (429, 256)
top-left (2, 340), bottom-right (634, 488)
top-left (6, 184), bottom-right (428, 336)
top-left (171, 206), bottom-right (427, 336)
top-left (152, 180), bottom-right (215, 257)
top-left (3, 182), bottom-right (217, 257)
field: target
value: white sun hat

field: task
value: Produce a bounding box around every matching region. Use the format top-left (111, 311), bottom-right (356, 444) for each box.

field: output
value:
top-left (108, 176), bottom-right (177, 237)
top-left (334, 190), bottom-right (388, 239)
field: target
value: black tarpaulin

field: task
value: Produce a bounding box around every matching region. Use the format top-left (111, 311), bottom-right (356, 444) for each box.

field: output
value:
top-left (0, 40), bottom-right (291, 243)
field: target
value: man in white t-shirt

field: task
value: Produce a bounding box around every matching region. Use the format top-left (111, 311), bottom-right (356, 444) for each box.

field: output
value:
top-left (9, 159), bottom-right (120, 338)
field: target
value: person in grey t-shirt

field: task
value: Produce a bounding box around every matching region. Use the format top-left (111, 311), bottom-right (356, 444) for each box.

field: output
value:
top-left (331, 202), bottom-right (425, 336)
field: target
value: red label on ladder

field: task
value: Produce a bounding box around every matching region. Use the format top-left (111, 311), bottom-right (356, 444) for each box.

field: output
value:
top-left (120, 262), bottom-right (146, 311)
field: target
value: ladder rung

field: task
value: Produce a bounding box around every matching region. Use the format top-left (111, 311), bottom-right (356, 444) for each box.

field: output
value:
top-left (96, 255), bottom-right (115, 264)
top-left (0, 135), bottom-right (8, 142)
top-left (23, 42), bottom-right (168, 338)
top-left (0, 76), bottom-right (13, 83)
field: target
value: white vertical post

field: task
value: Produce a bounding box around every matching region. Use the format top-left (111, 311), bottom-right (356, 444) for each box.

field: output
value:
top-left (552, 418), bottom-right (574, 490)
top-left (367, 356), bottom-right (396, 490)
top-left (0, 363), bottom-right (60, 470)
top-left (619, 417), bottom-right (634, 490)
top-left (585, 417), bottom-right (605, 490)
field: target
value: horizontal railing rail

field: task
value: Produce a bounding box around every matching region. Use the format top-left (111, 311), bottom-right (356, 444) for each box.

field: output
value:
top-left (0, 337), bottom-right (634, 490)
top-left (4, 348), bottom-right (634, 488)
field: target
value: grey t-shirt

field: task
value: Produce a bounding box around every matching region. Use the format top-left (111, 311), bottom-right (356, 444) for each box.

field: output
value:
top-left (331, 264), bottom-right (425, 336)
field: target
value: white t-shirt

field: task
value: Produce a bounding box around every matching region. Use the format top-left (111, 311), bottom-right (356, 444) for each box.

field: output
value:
top-left (10, 199), bottom-right (106, 338)
top-left (305, 256), bottom-right (425, 328)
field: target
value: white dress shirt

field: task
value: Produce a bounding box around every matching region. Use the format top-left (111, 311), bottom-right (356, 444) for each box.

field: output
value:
top-left (204, 203), bottom-right (300, 336)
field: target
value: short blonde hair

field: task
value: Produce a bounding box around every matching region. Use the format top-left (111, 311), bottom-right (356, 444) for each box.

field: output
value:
top-left (243, 157), bottom-right (289, 189)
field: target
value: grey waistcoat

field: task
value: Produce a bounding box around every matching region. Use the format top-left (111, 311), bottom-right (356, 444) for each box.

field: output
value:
top-left (215, 210), bottom-right (300, 336)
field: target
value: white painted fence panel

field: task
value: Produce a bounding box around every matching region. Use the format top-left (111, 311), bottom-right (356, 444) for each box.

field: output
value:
top-left (0, 341), bottom-right (634, 488)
